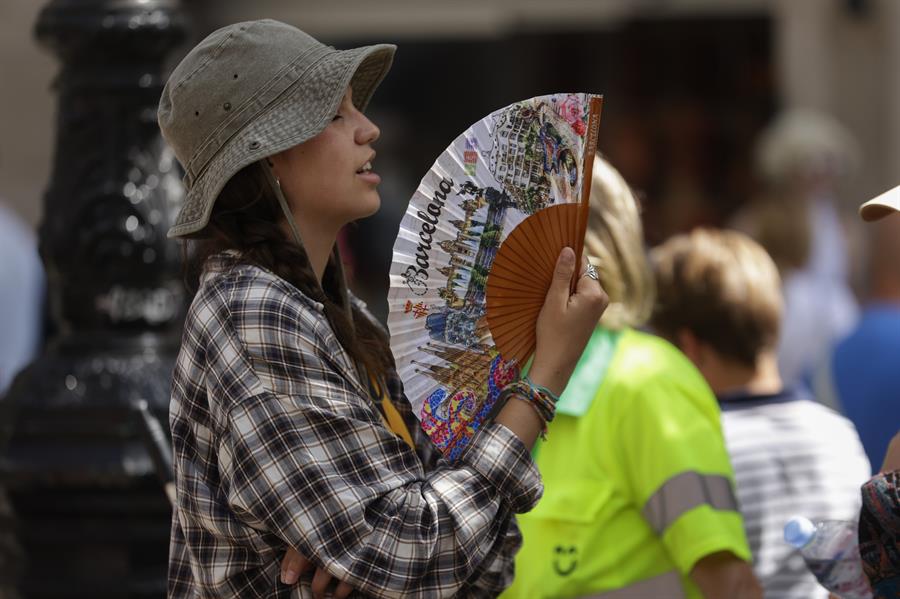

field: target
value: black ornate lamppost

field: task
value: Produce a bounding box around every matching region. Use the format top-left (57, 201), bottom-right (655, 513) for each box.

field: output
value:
top-left (0, 0), bottom-right (188, 596)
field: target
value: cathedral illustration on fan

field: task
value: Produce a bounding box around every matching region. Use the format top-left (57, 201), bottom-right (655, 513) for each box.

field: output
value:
top-left (415, 349), bottom-right (519, 461)
top-left (413, 181), bottom-right (524, 458)
top-left (388, 92), bottom-right (603, 459)
top-left (426, 182), bottom-right (512, 344)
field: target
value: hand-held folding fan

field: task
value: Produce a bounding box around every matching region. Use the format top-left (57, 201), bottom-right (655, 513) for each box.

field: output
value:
top-left (388, 93), bottom-right (603, 459)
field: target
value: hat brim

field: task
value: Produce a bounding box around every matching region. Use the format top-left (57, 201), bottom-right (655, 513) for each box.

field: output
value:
top-left (860, 184), bottom-right (900, 222)
top-left (168, 43), bottom-right (396, 239)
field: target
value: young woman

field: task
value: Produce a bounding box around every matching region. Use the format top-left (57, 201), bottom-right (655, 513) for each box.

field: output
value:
top-left (159, 19), bottom-right (607, 597)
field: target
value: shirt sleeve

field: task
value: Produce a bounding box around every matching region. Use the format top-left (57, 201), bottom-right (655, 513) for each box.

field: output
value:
top-left (212, 279), bottom-right (543, 598)
top-left (463, 512), bottom-right (522, 597)
top-left (615, 373), bottom-right (752, 575)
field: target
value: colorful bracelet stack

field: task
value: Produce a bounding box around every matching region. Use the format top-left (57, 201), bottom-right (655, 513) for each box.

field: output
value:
top-left (493, 376), bottom-right (561, 439)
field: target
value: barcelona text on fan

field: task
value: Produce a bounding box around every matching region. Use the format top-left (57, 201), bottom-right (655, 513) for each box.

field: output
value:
top-left (402, 176), bottom-right (454, 294)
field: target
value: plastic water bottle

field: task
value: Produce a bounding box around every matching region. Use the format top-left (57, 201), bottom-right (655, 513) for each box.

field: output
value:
top-left (784, 516), bottom-right (872, 599)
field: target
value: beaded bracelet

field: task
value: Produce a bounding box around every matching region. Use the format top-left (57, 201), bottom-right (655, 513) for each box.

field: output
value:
top-left (524, 376), bottom-right (561, 405)
top-left (489, 378), bottom-right (560, 439)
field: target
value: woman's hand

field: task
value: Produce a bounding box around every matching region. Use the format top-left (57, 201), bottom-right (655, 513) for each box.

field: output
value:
top-left (495, 247), bottom-right (607, 449)
top-left (280, 547), bottom-right (354, 599)
top-left (529, 247), bottom-right (609, 396)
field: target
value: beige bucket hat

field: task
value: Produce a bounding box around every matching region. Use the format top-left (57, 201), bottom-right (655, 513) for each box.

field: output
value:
top-left (860, 184), bottom-right (900, 222)
top-left (158, 19), bottom-right (395, 238)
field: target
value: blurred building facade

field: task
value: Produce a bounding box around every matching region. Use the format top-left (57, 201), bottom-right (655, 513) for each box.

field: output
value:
top-left (2, 0), bottom-right (897, 226)
top-left (3, 0), bottom-right (899, 318)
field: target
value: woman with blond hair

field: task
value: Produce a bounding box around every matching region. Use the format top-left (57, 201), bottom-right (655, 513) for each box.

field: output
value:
top-left (502, 158), bottom-right (760, 599)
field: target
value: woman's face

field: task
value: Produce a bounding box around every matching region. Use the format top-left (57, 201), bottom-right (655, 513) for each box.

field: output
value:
top-left (271, 86), bottom-right (382, 230)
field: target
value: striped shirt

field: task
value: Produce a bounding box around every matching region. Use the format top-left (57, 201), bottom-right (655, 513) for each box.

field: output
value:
top-left (167, 253), bottom-right (543, 598)
top-left (719, 387), bottom-right (871, 599)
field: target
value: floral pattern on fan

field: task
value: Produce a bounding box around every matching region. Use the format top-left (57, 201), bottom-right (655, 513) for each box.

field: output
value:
top-left (389, 93), bottom-right (602, 459)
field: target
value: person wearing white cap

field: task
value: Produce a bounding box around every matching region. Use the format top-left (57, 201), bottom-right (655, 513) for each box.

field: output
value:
top-left (852, 187), bottom-right (900, 599)
top-left (860, 184), bottom-right (900, 221)
top-left (813, 185), bottom-right (900, 473)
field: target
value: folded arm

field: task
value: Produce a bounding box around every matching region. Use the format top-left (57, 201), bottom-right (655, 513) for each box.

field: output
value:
top-left (223, 386), bottom-right (538, 598)
top-left (212, 278), bottom-right (541, 598)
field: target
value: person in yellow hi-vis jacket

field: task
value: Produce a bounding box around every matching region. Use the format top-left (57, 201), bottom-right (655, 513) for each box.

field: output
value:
top-left (503, 158), bottom-right (762, 599)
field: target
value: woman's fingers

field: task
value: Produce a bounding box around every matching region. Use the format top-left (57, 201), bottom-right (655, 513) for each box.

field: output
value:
top-left (574, 251), bottom-right (607, 299)
top-left (573, 256), bottom-right (609, 319)
top-left (533, 249), bottom-right (609, 393)
top-left (311, 567), bottom-right (333, 599)
top-left (279, 549), bottom-right (354, 597)
top-left (547, 247), bottom-right (577, 307)
top-left (334, 580), bottom-right (355, 599)
top-left (280, 547), bottom-right (311, 585)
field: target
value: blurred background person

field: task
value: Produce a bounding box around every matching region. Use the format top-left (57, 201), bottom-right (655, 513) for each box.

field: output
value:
top-left (858, 430), bottom-right (900, 599)
top-left (503, 158), bottom-right (759, 599)
top-left (650, 228), bottom-right (871, 599)
top-left (0, 198), bottom-right (44, 396)
top-left (817, 191), bottom-right (900, 471)
top-left (853, 185), bottom-right (900, 599)
top-left (733, 110), bottom-right (861, 388)
top-left (859, 473), bottom-right (900, 599)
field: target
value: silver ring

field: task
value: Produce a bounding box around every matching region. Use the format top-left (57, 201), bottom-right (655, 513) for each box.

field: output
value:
top-left (582, 263), bottom-right (599, 281)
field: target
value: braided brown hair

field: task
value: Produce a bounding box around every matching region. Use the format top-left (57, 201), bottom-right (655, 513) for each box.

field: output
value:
top-left (184, 161), bottom-right (394, 382)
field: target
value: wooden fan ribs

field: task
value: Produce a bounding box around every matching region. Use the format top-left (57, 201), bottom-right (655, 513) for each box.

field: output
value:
top-left (519, 214), bottom-right (556, 267)
top-left (501, 216), bottom-right (557, 284)
top-left (486, 95), bottom-right (603, 366)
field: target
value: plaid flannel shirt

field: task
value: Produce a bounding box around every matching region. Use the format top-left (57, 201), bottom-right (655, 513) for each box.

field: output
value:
top-left (168, 254), bottom-right (543, 598)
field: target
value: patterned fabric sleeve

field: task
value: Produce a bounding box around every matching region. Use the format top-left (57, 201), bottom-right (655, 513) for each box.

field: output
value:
top-left (198, 270), bottom-right (542, 598)
top-left (859, 470), bottom-right (900, 598)
top-left (380, 328), bottom-right (526, 597)
top-left (463, 513), bottom-right (523, 596)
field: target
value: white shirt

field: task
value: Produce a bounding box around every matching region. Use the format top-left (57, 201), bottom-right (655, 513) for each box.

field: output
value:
top-left (720, 388), bottom-right (871, 599)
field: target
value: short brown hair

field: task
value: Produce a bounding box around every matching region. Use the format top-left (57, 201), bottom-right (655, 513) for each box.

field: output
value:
top-left (650, 228), bottom-right (783, 367)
